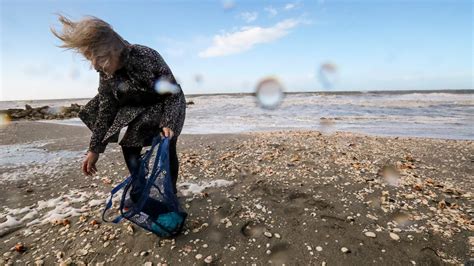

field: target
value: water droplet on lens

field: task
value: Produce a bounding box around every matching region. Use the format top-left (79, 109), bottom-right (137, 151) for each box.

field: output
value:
top-left (0, 114), bottom-right (11, 126)
top-left (318, 62), bottom-right (338, 90)
top-left (69, 68), bottom-right (80, 80)
top-left (381, 166), bottom-right (400, 187)
top-left (154, 78), bottom-right (180, 94)
top-left (194, 74), bottom-right (203, 84)
top-left (392, 212), bottom-right (413, 228)
top-left (255, 77), bottom-right (284, 109)
top-left (221, 0), bottom-right (236, 11)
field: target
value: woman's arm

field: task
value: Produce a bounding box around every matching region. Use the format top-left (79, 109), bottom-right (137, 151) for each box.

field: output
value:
top-left (159, 88), bottom-right (183, 134)
top-left (145, 49), bottom-right (183, 133)
top-left (118, 46), bottom-right (183, 134)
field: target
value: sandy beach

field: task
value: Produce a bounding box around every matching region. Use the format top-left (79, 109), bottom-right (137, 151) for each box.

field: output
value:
top-left (0, 121), bottom-right (473, 265)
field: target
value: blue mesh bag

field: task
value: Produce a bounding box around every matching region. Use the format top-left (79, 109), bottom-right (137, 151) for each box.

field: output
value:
top-left (102, 136), bottom-right (187, 237)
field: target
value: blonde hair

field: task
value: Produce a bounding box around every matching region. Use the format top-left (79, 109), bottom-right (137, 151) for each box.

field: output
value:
top-left (50, 14), bottom-right (128, 69)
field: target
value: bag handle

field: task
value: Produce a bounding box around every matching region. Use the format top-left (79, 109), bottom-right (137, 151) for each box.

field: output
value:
top-left (131, 137), bottom-right (169, 214)
top-left (102, 136), bottom-right (164, 223)
top-left (101, 175), bottom-right (132, 223)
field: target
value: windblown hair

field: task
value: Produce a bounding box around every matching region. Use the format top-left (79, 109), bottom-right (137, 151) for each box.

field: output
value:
top-left (50, 14), bottom-right (128, 67)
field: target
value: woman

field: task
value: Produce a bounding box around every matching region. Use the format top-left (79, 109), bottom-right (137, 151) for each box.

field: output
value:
top-left (51, 15), bottom-right (186, 196)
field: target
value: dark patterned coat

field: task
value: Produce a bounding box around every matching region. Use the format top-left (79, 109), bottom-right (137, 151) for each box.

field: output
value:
top-left (78, 43), bottom-right (186, 153)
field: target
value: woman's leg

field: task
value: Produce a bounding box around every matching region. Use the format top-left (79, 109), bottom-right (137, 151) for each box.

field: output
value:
top-left (122, 145), bottom-right (168, 219)
top-left (121, 146), bottom-right (143, 202)
top-left (169, 137), bottom-right (179, 194)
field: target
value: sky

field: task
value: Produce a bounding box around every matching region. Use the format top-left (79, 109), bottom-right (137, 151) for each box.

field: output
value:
top-left (0, 0), bottom-right (472, 101)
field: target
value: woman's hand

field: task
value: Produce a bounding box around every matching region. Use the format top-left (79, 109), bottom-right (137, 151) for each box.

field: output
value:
top-left (82, 151), bottom-right (99, 176)
top-left (160, 127), bottom-right (174, 138)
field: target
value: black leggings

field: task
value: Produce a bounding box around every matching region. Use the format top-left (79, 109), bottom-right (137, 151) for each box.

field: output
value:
top-left (122, 137), bottom-right (180, 204)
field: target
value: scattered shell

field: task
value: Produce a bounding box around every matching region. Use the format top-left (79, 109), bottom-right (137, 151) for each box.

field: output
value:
top-left (341, 247), bottom-right (350, 253)
top-left (264, 231), bottom-right (273, 238)
top-left (316, 246), bottom-right (323, 252)
top-left (14, 243), bottom-right (26, 253)
top-left (204, 255), bottom-right (213, 263)
top-left (35, 260), bottom-right (44, 266)
top-left (127, 224), bottom-right (134, 235)
top-left (56, 251), bottom-right (64, 259)
top-left (53, 219), bottom-right (70, 226)
top-left (274, 233), bottom-right (281, 239)
top-left (389, 232), bottom-right (400, 241)
top-left (438, 200), bottom-right (446, 209)
top-left (76, 249), bottom-right (88, 256)
top-left (183, 245), bottom-right (192, 253)
top-left (195, 254), bottom-right (203, 260)
top-left (413, 184), bottom-right (423, 191)
top-left (59, 258), bottom-right (73, 266)
top-left (364, 231), bottom-right (376, 238)
top-left (143, 262), bottom-right (153, 266)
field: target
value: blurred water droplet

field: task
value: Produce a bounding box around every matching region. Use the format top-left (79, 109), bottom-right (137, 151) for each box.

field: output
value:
top-left (255, 77), bottom-right (284, 109)
top-left (319, 117), bottom-right (336, 134)
top-left (367, 195), bottom-right (382, 209)
top-left (0, 113), bottom-right (11, 126)
top-left (269, 243), bottom-right (291, 265)
top-left (208, 229), bottom-right (224, 243)
top-left (241, 221), bottom-right (265, 237)
top-left (69, 68), bottom-right (80, 80)
top-left (194, 74), bottom-right (203, 84)
top-left (47, 106), bottom-right (62, 115)
top-left (381, 166), bottom-right (400, 187)
top-left (392, 212), bottom-right (413, 228)
top-left (221, 0), bottom-right (236, 11)
top-left (318, 62), bottom-right (338, 90)
top-left (154, 78), bottom-right (180, 94)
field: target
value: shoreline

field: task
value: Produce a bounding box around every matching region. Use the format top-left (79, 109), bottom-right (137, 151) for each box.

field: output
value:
top-left (35, 118), bottom-right (474, 141)
top-left (0, 121), bottom-right (473, 265)
top-left (2, 91), bottom-right (473, 142)
top-left (1, 89), bottom-right (473, 103)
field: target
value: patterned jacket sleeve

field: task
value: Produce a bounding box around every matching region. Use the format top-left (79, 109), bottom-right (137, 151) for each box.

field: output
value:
top-left (89, 72), bottom-right (119, 153)
top-left (127, 47), bottom-right (182, 132)
top-left (148, 51), bottom-right (183, 132)
top-left (158, 89), bottom-right (183, 133)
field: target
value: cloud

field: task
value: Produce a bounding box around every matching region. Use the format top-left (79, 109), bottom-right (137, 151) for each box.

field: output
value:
top-left (198, 19), bottom-right (301, 58)
top-left (238, 11), bottom-right (258, 23)
top-left (284, 3), bottom-right (296, 10)
top-left (264, 6), bottom-right (278, 17)
top-left (156, 36), bottom-right (207, 58)
top-left (284, 1), bottom-right (303, 10)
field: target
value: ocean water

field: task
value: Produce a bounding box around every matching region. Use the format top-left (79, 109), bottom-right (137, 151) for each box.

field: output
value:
top-left (1, 91), bottom-right (473, 140)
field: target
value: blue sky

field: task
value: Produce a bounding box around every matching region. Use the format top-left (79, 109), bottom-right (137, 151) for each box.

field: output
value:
top-left (1, 0), bottom-right (472, 100)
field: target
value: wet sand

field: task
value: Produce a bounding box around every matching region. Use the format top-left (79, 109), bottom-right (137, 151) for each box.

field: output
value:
top-left (0, 121), bottom-right (473, 265)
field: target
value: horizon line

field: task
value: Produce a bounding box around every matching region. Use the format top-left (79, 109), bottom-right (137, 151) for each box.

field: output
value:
top-left (1, 89), bottom-right (472, 102)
